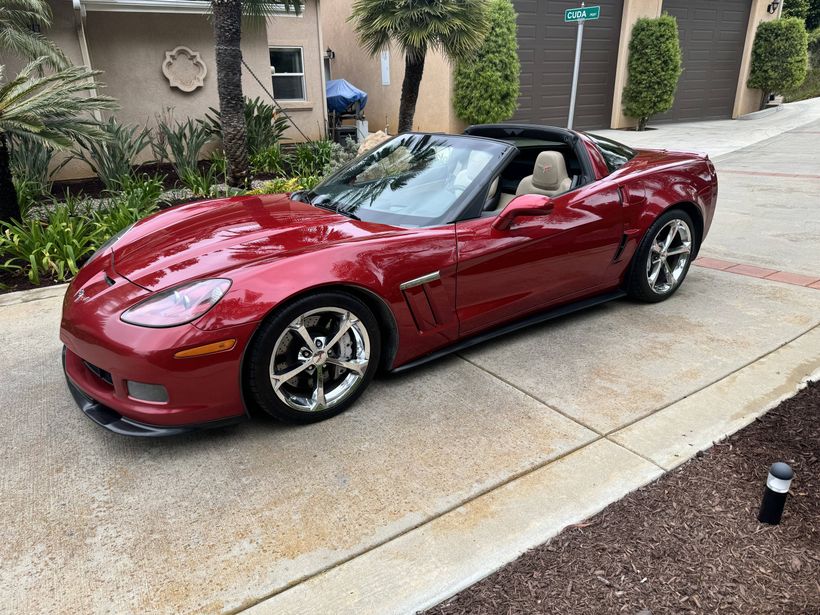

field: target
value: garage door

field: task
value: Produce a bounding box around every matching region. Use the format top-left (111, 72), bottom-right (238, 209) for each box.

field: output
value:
top-left (512, 0), bottom-right (624, 130)
top-left (655, 0), bottom-right (751, 123)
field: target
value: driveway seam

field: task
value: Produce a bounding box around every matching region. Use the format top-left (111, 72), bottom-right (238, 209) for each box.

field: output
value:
top-left (454, 353), bottom-right (604, 436)
top-left (230, 434), bottom-right (605, 615)
top-left (600, 322), bottom-right (820, 438)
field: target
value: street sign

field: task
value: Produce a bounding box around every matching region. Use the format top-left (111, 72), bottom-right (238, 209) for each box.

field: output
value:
top-left (564, 4), bottom-right (601, 129)
top-left (564, 5), bottom-right (600, 22)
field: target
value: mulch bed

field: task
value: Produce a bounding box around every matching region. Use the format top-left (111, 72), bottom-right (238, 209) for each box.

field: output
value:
top-left (427, 381), bottom-right (820, 615)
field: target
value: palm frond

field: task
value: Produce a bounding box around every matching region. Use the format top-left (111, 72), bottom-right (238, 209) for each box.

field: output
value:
top-left (0, 58), bottom-right (118, 151)
top-left (0, 0), bottom-right (67, 68)
top-left (350, 0), bottom-right (490, 60)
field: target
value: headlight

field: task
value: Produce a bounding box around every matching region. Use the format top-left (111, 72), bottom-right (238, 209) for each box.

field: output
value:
top-left (86, 223), bottom-right (135, 266)
top-left (121, 279), bottom-right (232, 328)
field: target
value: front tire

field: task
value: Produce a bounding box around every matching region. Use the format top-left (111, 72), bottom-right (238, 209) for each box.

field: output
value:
top-left (627, 209), bottom-right (697, 303)
top-left (246, 292), bottom-right (381, 423)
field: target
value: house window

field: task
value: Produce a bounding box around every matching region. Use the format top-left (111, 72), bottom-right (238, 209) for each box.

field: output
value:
top-left (270, 47), bottom-right (305, 101)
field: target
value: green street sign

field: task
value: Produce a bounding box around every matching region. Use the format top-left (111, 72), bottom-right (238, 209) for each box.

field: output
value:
top-left (564, 5), bottom-right (601, 22)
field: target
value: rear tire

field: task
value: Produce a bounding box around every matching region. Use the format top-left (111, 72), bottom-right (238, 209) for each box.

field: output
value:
top-left (627, 209), bottom-right (697, 303)
top-left (246, 292), bottom-right (381, 423)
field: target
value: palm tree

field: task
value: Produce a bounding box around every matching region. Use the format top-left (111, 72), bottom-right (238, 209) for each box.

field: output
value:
top-left (0, 0), bottom-right (68, 69)
top-left (209, 0), bottom-right (301, 187)
top-left (0, 59), bottom-right (117, 221)
top-left (350, 0), bottom-right (490, 133)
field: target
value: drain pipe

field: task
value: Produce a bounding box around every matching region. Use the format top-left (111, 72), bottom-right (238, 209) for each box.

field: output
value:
top-left (72, 0), bottom-right (102, 122)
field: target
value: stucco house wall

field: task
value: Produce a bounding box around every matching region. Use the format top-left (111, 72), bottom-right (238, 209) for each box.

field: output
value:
top-left (0, 0), bottom-right (327, 180)
top-left (321, 0), bottom-right (464, 135)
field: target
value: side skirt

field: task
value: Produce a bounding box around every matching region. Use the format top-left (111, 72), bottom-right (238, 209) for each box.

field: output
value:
top-left (391, 290), bottom-right (627, 374)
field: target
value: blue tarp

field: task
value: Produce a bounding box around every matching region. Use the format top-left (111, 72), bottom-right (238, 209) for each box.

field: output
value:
top-left (326, 79), bottom-right (368, 114)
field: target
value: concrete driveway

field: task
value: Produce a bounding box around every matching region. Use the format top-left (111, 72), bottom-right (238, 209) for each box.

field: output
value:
top-left (2, 106), bottom-right (819, 614)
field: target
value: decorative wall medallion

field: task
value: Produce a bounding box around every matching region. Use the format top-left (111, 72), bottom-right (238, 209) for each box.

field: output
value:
top-left (162, 46), bottom-right (207, 93)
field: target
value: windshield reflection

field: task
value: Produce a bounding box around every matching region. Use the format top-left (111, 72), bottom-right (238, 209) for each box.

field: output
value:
top-left (307, 134), bottom-right (506, 227)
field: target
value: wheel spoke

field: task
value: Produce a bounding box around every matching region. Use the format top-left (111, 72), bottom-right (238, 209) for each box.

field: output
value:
top-left (663, 221), bottom-right (679, 250)
top-left (312, 365), bottom-right (327, 411)
top-left (289, 322), bottom-right (317, 352)
top-left (662, 259), bottom-right (675, 285)
top-left (648, 260), bottom-right (662, 286)
top-left (666, 244), bottom-right (691, 257)
top-left (326, 311), bottom-right (357, 351)
top-left (270, 361), bottom-right (311, 390)
top-left (327, 357), bottom-right (368, 376)
top-left (651, 240), bottom-right (663, 254)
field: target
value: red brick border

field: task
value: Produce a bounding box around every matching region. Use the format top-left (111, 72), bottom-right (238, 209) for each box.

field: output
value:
top-left (694, 257), bottom-right (820, 289)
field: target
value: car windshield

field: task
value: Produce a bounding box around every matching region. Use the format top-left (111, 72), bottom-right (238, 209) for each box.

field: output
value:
top-left (585, 133), bottom-right (637, 173)
top-left (305, 133), bottom-right (509, 227)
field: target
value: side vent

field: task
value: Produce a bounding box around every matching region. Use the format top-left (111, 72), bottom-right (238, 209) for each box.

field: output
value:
top-left (400, 271), bottom-right (444, 333)
top-left (612, 233), bottom-right (629, 262)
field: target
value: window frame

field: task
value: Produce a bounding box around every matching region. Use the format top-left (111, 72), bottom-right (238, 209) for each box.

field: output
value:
top-left (269, 45), bottom-right (306, 101)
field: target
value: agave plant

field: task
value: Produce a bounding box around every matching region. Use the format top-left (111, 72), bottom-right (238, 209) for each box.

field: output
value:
top-left (73, 117), bottom-right (152, 191)
top-left (203, 97), bottom-right (290, 158)
top-left (0, 59), bottom-right (117, 222)
top-left (152, 114), bottom-right (213, 181)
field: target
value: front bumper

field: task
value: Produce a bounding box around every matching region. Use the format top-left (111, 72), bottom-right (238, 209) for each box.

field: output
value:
top-left (62, 347), bottom-right (246, 437)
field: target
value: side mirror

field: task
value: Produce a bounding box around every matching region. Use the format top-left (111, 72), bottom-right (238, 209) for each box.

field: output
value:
top-left (493, 194), bottom-right (554, 230)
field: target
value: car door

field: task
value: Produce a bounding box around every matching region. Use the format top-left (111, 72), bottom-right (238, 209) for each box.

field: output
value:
top-left (455, 182), bottom-right (623, 336)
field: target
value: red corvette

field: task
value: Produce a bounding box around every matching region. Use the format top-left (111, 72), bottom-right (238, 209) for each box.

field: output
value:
top-left (61, 125), bottom-right (717, 436)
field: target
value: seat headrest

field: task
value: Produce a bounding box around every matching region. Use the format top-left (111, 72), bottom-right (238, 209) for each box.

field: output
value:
top-left (531, 151), bottom-right (569, 191)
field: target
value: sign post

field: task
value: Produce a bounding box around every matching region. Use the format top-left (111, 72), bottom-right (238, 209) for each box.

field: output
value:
top-left (564, 4), bottom-right (601, 129)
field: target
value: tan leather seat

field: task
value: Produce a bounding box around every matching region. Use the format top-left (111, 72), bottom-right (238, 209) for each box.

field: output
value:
top-left (515, 151), bottom-right (571, 197)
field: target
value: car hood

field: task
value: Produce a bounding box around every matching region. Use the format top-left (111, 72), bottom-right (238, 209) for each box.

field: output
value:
top-left (112, 194), bottom-right (399, 290)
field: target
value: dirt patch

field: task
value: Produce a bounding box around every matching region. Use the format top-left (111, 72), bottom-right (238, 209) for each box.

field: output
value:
top-left (427, 381), bottom-right (820, 615)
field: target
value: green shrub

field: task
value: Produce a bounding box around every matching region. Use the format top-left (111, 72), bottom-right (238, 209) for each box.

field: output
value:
top-left (180, 165), bottom-right (220, 198)
top-left (203, 97), bottom-right (289, 157)
top-left (247, 176), bottom-right (319, 195)
top-left (748, 17), bottom-right (809, 108)
top-left (453, 0), bottom-right (520, 125)
top-left (91, 191), bottom-right (160, 239)
top-left (0, 203), bottom-right (101, 283)
top-left (73, 118), bottom-right (152, 190)
top-left (250, 145), bottom-right (286, 175)
top-left (808, 28), bottom-right (820, 68)
top-left (622, 15), bottom-right (683, 130)
top-left (107, 174), bottom-right (165, 210)
top-left (784, 65), bottom-right (820, 101)
top-left (291, 141), bottom-right (333, 177)
top-left (152, 116), bottom-right (212, 181)
top-left (808, 0), bottom-right (820, 29)
top-left (323, 137), bottom-right (360, 177)
top-left (9, 135), bottom-right (56, 212)
top-left (784, 0), bottom-right (810, 20)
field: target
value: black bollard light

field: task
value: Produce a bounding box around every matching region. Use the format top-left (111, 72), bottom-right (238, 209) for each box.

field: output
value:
top-left (758, 462), bottom-right (794, 525)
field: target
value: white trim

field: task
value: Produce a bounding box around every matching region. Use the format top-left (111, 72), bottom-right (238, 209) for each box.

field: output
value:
top-left (270, 45), bottom-right (307, 102)
top-left (78, 0), bottom-right (303, 15)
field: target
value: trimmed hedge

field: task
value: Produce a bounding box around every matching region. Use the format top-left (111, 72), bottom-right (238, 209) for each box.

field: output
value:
top-left (622, 15), bottom-right (683, 130)
top-left (784, 0), bottom-right (810, 20)
top-left (747, 17), bottom-right (809, 108)
top-left (453, 0), bottom-right (521, 125)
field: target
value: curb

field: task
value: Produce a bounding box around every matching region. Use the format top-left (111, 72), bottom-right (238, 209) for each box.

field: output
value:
top-left (0, 283), bottom-right (68, 308)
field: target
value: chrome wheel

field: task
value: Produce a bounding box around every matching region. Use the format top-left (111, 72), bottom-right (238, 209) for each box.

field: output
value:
top-left (268, 307), bottom-right (370, 413)
top-left (646, 218), bottom-right (693, 294)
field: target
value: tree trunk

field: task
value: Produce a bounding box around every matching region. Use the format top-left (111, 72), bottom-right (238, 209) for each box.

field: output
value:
top-left (398, 49), bottom-right (427, 133)
top-left (760, 89), bottom-right (770, 111)
top-left (637, 116), bottom-right (648, 131)
top-left (212, 0), bottom-right (249, 187)
top-left (0, 135), bottom-right (20, 223)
